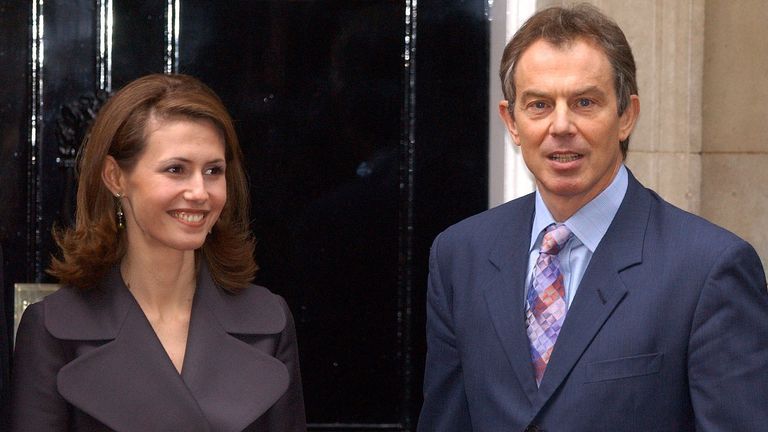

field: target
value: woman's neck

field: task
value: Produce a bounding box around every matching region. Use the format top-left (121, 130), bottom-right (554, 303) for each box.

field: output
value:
top-left (120, 248), bottom-right (197, 319)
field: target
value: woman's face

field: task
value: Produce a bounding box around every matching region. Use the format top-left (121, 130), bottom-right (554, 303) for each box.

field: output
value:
top-left (116, 117), bottom-right (227, 256)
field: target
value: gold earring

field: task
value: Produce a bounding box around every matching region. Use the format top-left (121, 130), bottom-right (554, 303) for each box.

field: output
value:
top-left (115, 193), bottom-right (125, 229)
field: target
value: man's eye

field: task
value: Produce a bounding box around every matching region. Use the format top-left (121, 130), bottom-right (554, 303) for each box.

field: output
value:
top-left (577, 98), bottom-right (592, 107)
top-left (527, 101), bottom-right (548, 112)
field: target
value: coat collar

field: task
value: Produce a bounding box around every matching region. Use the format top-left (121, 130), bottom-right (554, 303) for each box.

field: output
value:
top-left (45, 261), bottom-right (290, 432)
top-left (482, 170), bottom-right (650, 413)
top-left (44, 262), bottom-right (285, 339)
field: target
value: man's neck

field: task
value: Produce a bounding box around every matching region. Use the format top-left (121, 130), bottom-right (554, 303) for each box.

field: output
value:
top-left (537, 164), bottom-right (623, 222)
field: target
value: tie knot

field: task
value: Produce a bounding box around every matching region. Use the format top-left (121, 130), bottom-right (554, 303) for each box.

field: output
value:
top-left (541, 224), bottom-right (572, 255)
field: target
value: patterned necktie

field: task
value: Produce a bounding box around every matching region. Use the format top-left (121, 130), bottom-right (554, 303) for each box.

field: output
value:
top-left (526, 223), bottom-right (573, 386)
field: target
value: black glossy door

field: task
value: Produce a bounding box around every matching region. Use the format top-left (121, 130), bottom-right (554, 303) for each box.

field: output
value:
top-left (0, 1), bottom-right (488, 430)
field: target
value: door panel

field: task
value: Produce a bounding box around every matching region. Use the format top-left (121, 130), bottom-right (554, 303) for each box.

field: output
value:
top-left (0, 1), bottom-right (488, 430)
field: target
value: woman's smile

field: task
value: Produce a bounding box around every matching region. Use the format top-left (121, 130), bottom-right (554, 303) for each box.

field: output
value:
top-left (170, 210), bottom-right (208, 226)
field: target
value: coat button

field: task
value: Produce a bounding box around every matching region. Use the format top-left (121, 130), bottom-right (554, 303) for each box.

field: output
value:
top-left (524, 426), bottom-right (541, 432)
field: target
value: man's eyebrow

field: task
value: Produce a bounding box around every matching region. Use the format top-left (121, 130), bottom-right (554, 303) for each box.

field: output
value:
top-left (518, 89), bottom-right (550, 100)
top-left (572, 85), bottom-right (607, 97)
top-left (518, 85), bottom-right (607, 100)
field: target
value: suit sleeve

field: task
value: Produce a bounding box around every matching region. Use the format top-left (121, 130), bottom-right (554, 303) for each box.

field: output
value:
top-left (688, 240), bottom-right (768, 430)
top-left (11, 302), bottom-right (70, 431)
top-left (261, 296), bottom-right (307, 432)
top-left (417, 233), bottom-right (472, 432)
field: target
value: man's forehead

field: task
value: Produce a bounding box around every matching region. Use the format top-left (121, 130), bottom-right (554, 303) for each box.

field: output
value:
top-left (511, 37), bottom-right (616, 103)
top-left (518, 36), bottom-right (607, 64)
top-left (514, 38), bottom-right (612, 80)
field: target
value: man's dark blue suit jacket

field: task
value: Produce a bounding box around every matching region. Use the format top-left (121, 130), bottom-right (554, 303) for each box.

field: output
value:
top-left (418, 170), bottom-right (768, 431)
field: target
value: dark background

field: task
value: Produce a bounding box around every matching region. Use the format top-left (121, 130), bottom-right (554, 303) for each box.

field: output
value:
top-left (0, 1), bottom-right (489, 430)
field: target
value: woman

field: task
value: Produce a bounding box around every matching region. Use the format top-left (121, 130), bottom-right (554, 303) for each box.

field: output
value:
top-left (11, 74), bottom-right (306, 431)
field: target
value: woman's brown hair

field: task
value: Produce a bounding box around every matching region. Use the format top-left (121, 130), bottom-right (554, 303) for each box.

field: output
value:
top-left (49, 73), bottom-right (257, 292)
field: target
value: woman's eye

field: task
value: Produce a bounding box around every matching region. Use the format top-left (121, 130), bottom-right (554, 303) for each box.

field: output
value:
top-left (166, 166), bottom-right (182, 174)
top-left (204, 166), bottom-right (224, 175)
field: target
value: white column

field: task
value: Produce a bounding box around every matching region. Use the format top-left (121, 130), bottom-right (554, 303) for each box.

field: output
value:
top-left (488, 0), bottom-right (537, 208)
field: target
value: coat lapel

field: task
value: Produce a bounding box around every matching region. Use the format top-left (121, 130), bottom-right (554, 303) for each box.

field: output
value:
top-left (531, 172), bottom-right (650, 414)
top-left (51, 267), bottom-right (211, 431)
top-left (181, 263), bottom-right (290, 432)
top-left (48, 262), bottom-right (291, 432)
top-left (483, 195), bottom-right (540, 404)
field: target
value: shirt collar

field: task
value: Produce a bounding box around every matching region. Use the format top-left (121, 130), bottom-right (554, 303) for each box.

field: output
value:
top-left (530, 164), bottom-right (628, 252)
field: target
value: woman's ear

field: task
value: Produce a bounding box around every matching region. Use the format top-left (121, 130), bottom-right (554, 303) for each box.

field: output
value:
top-left (102, 156), bottom-right (124, 196)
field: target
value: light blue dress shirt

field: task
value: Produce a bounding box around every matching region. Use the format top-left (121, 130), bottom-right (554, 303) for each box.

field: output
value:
top-left (525, 164), bottom-right (628, 307)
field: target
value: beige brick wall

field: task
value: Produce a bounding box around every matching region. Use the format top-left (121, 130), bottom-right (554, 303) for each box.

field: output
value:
top-left (701, 0), bottom-right (768, 268)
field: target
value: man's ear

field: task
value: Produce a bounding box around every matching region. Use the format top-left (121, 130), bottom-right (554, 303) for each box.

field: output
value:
top-left (498, 100), bottom-right (521, 146)
top-left (102, 156), bottom-right (125, 196)
top-left (618, 95), bottom-right (640, 142)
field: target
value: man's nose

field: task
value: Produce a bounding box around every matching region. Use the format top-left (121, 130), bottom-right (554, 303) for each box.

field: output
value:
top-left (549, 103), bottom-right (576, 136)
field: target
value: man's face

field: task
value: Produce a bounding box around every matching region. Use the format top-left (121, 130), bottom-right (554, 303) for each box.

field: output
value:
top-left (499, 38), bottom-right (639, 221)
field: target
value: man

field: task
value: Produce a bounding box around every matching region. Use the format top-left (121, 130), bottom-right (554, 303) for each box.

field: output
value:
top-left (418, 4), bottom-right (768, 431)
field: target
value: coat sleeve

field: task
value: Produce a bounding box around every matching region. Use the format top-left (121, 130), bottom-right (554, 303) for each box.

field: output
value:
top-left (11, 302), bottom-right (71, 431)
top-left (417, 233), bottom-right (472, 432)
top-left (688, 240), bottom-right (768, 430)
top-left (259, 296), bottom-right (307, 432)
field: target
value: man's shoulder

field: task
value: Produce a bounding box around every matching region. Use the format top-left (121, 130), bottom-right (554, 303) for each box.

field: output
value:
top-left (435, 193), bottom-right (535, 248)
top-left (631, 182), bottom-right (760, 272)
top-left (644, 187), bottom-right (744, 246)
top-left (447, 192), bottom-right (532, 231)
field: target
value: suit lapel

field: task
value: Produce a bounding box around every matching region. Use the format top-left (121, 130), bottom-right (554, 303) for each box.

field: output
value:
top-left (180, 264), bottom-right (289, 432)
top-left (483, 195), bottom-right (540, 404)
top-left (54, 268), bottom-right (211, 431)
top-left (50, 263), bottom-right (290, 432)
top-left (531, 172), bottom-right (650, 413)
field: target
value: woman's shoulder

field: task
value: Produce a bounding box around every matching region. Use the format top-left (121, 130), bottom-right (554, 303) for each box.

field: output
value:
top-left (43, 282), bottom-right (98, 309)
top-left (206, 282), bottom-right (290, 335)
top-left (38, 276), bottom-right (128, 340)
top-left (15, 284), bottom-right (105, 345)
top-left (226, 283), bottom-right (290, 317)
